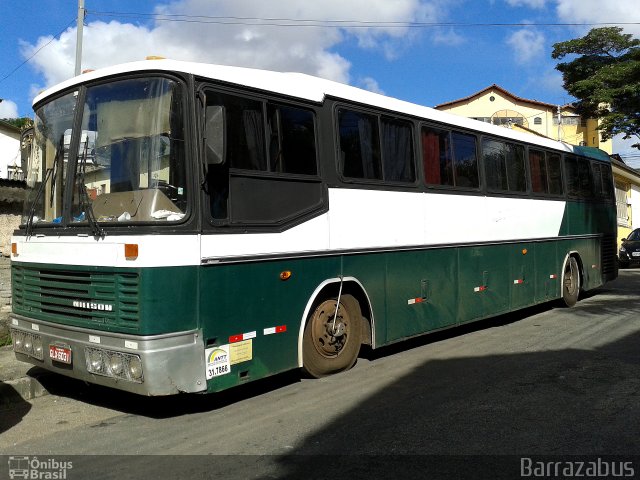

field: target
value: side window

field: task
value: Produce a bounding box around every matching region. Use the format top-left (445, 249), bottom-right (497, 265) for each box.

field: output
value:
top-left (338, 109), bottom-right (382, 180)
top-left (422, 126), bottom-right (453, 186)
top-left (267, 105), bottom-right (317, 175)
top-left (422, 126), bottom-right (479, 188)
top-left (529, 149), bottom-right (547, 193)
top-left (547, 153), bottom-right (563, 195)
top-left (204, 90), bottom-right (323, 226)
top-left (483, 138), bottom-right (526, 192)
top-left (381, 117), bottom-right (415, 182)
top-left (565, 155), bottom-right (594, 199)
top-left (207, 92), bottom-right (266, 171)
top-left (564, 155), bottom-right (580, 197)
top-left (592, 162), bottom-right (614, 200)
top-left (529, 150), bottom-right (564, 196)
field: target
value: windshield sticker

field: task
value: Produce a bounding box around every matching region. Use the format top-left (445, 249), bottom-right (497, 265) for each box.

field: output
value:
top-left (205, 345), bottom-right (231, 379)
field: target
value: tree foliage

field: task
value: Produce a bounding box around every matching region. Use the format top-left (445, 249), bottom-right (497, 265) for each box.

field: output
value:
top-left (1, 117), bottom-right (33, 130)
top-left (552, 27), bottom-right (640, 148)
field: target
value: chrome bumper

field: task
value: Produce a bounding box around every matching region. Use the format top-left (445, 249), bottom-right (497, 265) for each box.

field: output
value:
top-left (9, 314), bottom-right (207, 396)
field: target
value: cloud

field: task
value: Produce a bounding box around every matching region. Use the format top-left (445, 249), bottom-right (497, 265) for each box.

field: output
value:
top-left (555, 0), bottom-right (640, 36)
top-left (506, 28), bottom-right (545, 64)
top-left (358, 77), bottom-right (385, 95)
top-left (0, 100), bottom-right (19, 119)
top-left (21, 0), bottom-right (447, 96)
top-left (505, 0), bottom-right (547, 8)
top-left (432, 28), bottom-right (466, 46)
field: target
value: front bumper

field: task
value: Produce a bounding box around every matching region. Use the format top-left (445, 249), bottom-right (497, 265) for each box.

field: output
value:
top-left (9, 314), bottom-right (207, 396)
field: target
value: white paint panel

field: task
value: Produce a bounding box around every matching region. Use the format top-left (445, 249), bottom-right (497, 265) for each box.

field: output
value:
top-left (328, 189), bottom-right (425, 250)
top-left (11, 234), bottom-right (201, 267)
top-left (200, 213), bottom-right (330, 260)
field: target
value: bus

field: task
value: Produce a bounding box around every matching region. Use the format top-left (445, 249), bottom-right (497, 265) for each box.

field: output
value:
top-left (9, 59), bottom-right (617, 395)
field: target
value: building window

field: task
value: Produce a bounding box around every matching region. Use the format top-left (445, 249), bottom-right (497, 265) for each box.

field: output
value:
top-left (534, 117), bottom-right (542, 125)
top-left (553, 115), bottom-right (580, 125)
top-left (615, 182), bottom-right (630, 227)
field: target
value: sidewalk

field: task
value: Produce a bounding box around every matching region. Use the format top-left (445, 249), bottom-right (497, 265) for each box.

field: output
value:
top-left (0, 344), bottom-right (51, 406)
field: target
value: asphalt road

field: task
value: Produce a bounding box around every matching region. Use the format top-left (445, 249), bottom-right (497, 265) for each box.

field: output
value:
top-left (2, 270), bottom-right (640, 479)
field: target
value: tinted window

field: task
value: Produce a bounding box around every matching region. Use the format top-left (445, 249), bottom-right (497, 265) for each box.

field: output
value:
top-left (547, 153), bottom-right (563, 195)
top-left (422, 126), bottom-right (479, 188)
top-left (529, 149), bottom-right (563, 196)
top-left (592, 162), bottom-right (614, 200)
top-left (381, 117), bottom-right (415, 182)
top-left (565, 155), bottom-right (593, 198)
top-left (483, 138), bottom-right (526, 192)
top-left (339, 109), bottom-right (382, 180)
top-left (267, 105), bottom-right (317, 175)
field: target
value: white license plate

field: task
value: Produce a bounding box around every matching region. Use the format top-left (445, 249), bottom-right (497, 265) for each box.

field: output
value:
top-left (49, 345), bottom-right (72, 364)
top-left (632, 252), bottom-right (640, 257)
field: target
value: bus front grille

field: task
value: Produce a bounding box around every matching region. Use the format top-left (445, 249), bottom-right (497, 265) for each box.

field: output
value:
top-left (12, 265), bottom-right (140, 330)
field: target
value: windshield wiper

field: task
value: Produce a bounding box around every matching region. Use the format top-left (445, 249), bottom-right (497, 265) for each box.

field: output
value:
top-left (25, 135), bottom-right (63, 236)
top-left (76, 136), bottom-right (105, 238)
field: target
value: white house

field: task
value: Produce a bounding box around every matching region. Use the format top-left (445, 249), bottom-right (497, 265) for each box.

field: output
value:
top-left (0, 120), bottom-right (21, 180)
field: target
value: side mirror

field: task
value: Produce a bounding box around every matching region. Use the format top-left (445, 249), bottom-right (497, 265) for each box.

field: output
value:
top-left (205, 105), bottom-right (225, 165)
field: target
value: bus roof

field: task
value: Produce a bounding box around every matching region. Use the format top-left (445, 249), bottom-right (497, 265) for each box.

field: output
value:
top-left (34, 59), bottom-right (610, 162)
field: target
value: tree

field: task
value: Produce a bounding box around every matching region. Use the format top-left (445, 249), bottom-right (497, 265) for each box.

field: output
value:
top-left (552, 27), bottom-right (640, 149)
top-left (1, 117), bottom-right (33, 130)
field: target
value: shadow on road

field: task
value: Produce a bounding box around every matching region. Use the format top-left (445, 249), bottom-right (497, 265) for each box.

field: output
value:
top-left (0, 383), bottom-right (31, 434)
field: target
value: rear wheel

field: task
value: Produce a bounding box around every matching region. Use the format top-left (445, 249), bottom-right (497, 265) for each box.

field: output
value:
top-left (562, 256), bottom-right (580, 307)
top-left (302, 294), bottom-right (361, 378)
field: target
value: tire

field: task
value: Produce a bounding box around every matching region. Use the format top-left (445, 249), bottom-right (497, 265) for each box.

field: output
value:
top-left (302, 294), bottom-right (362, 378)
top-left (562, 256), bottom-right (580, 307)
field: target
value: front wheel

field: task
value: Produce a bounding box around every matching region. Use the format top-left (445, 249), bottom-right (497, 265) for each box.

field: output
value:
top-left (562, 256), bottom-right (580, 307)
top-left (302, 294), bottom-right (362, 378)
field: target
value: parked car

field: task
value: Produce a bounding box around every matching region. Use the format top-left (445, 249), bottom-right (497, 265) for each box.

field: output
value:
top-left (619, 228), bottom-right (640, 268)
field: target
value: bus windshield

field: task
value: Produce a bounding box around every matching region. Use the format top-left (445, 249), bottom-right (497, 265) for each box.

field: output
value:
top-left (22, 76), bottom-right (188, 229)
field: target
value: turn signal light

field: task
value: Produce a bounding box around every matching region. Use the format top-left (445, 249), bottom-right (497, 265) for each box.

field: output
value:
top-left (124, 243), bottom-right (138, 260)
top-left (11, 242), bottom-right (17, 256)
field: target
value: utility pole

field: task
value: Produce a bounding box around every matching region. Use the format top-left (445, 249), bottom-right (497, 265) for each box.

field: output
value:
top-left (74, 0), bottom-right (85, 76)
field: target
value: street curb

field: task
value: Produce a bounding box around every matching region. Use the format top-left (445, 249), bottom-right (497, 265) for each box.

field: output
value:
top-left (0, 371), bottom-right (50, 406)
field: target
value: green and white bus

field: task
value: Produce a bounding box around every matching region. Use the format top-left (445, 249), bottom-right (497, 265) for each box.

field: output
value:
top-left (10, 59), bottom-right (617, 395)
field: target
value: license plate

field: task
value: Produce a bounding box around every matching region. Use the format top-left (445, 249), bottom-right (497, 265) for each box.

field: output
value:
top-left (49, 345), bottom-right (72, 364)
top-left (632, 252), bottom-right (640, 257)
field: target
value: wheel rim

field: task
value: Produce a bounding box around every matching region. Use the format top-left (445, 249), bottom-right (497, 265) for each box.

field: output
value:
top-left (564, 259), bottom-right (578, 296)
top-left (309, 300), bottom-right (352, 359)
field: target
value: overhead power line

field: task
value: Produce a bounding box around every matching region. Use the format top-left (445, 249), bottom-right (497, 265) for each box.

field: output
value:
top-left (86, 10), bottom-right (640, 29)
top-left (0, 18), bottom-right (76, 87)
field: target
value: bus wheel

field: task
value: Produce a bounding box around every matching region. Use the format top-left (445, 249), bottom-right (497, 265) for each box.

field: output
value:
top-left (303, 294), bottom-right (362, 378)
top-left (562, 256), bottom-right (580, 307)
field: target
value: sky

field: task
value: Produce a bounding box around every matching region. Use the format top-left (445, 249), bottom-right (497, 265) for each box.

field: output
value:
top-left (0, 0), bottom-right (638, 164)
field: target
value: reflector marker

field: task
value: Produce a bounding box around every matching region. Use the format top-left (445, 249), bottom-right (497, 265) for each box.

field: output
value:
top-left (474, 286), bottom-right (487, 292)
top-left (407, 297), bottom-right (425, 305)
top-left (549, 274), bottom-right (558, 279)
top-left (229, 331), bottom-right (257, 343)
top-left (263, 325), bottom-right (287, 335)
top-left (513, 279), bottom-right (524, 285)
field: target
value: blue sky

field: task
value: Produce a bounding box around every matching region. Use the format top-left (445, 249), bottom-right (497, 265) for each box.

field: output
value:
top-left (0, 0), bottom-right (638, 162)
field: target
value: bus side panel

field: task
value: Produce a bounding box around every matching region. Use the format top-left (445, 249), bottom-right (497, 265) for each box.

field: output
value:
top-left (534, 241), bottom-right (561, 302)
top-left (509, 242), bottom-right (536, 310)
top-left (457, 244), bottom-right (511, 324)
top-left (198, 256), bottom-right (341, 393)
top-left (381, 248), bottom-right (458, 344)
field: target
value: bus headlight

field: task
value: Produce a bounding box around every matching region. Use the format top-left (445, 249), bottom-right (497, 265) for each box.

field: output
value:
top-left (85, 347), bottom-right (143, 383)
top-left (11, 329), bottom-right (44, 361)
top-left (128, 356), bottom-right (144, 381)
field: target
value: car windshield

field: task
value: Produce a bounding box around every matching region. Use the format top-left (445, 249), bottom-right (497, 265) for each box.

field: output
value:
top-left (22, 76), bottom-right (188, 229)
top-left (627, 230), bottom-right (640, 241)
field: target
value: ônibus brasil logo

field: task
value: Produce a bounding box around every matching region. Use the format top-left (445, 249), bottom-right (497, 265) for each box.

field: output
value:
top-left (7, 456), bottom-right (73, 479)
